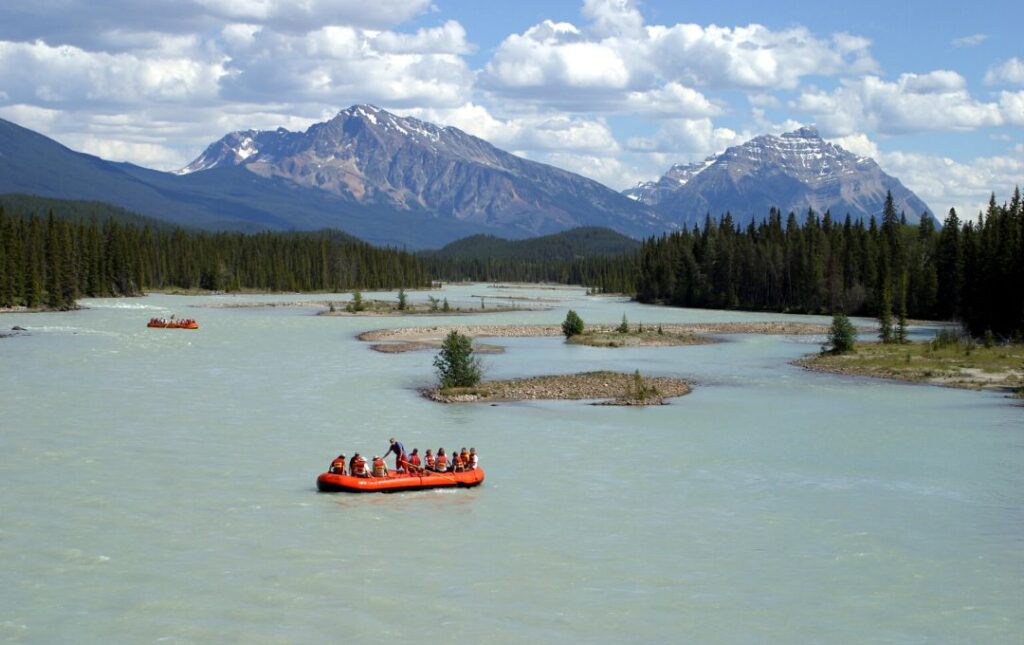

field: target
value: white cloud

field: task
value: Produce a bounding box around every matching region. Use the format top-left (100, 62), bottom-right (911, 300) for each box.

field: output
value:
top-left (219, 25), bottom-right (474, 107)
top-left (878, 150), bottom-right (1024, 220)
top-left (482, 4), bottom-right (878, 116)
top-left (794, 71), bottom-right (1008, 135)
top-left (951, 33), bottom-right (988, 47)
top-left (627, 117), bottom-right (747, 156)
top-left (623, 83), bottom-right (721, 117)
top-left (397, 103), bottom-right (618, 154)
top-left (541, 151), bottom-right (647, 188)
top-left (985, 57), bottom-right (1024, 85)
top-left (827, 133), bottom-right (878, 158)
top-left (0, 39), bottom-right (224, 108)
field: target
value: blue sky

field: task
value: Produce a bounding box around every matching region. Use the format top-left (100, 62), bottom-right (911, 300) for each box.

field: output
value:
top-left (0, 0), bottom-right (1020, 217)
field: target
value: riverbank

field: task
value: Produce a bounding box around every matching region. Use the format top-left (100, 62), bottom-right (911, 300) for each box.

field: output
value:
top-left (423, 370), bottom-right (691, 405)
top-left (795, 342), bottom-right (1024, 394)
top-left (361, 321), bottom-right (846, 353)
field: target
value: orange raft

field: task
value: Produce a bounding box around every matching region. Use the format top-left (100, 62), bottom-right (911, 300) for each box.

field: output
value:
top-left (147, 318), bottom-right (199, 329)
top-left (317, 468), bottom-right (485, 493)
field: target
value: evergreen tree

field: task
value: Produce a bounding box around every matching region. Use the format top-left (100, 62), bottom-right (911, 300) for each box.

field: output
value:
top-left (878, 282), bottom-right (894, 343)
top-left (825, 312), bottom-right (857, 354)
top-left (433, 331), bottom-right (482, 388)
top-left (397, 288), bottom-right (407, 311)
top-left (896, 273), bottom-right (908, 344)
top-left (617, 313), bottom-right (629, 333)
top-left (561, 309), bottom-right (584, 338)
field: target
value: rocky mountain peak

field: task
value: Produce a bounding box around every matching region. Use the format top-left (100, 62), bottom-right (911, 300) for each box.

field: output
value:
top-left (623, 126), bottom-right (930, 224)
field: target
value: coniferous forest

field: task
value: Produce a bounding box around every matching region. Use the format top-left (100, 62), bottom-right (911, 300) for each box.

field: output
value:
top-left (0, 208), bottom-right (428, 310)
top-left (1, 188), bottom-right (1021, 339)
top-left (632, 188), bottom-right (1024, 338)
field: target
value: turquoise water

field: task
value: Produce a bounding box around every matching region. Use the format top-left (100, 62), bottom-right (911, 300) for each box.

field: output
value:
top-left (1, 285), bottom-right (1021, 643)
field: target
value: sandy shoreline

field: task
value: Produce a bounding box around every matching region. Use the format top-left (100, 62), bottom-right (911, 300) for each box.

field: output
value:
top-left (361, 321), bottom-right (844, 352)
top-left (423, 370), bottom-right (691, 405)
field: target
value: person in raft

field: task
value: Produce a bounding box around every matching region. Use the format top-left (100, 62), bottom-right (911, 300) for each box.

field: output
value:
top-left (371, 455), bottom-right (389, 477)
top-left (329, 454), bottom-right (347, 475)
top-left (350, 453), bottom-right (368, 478)
top-left (406, 448), bottom-right (423, 474)
top-left (434, 448), bottom-right (448, 472)
top-left (468, 448), bottom-right (478, 470)
top-left (424, 449), bottom-right (435, 471)
top-left (384, 438), bottom-right (407, 473)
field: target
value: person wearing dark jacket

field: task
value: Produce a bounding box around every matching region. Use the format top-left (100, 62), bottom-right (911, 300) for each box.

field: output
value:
top-left (384, 438), bottom-right (407, 473)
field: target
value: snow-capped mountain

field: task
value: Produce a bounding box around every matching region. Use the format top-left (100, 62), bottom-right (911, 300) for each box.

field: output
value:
top-left (625, 127), bottom-right (932, 224)
top-left (178, 105), bottom-right (666, 238)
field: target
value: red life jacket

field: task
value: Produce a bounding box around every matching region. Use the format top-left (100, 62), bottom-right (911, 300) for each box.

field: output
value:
top-left (409, 454), bottom-right (422, 468)
top-left (372, 457), bottom-right (387, 477)
top-left (330, 458), bottom-right (346, 473)
top-left (425, 454), bottom-right (435, 467)
top-left (351, 457), bottom-right (367, 476)
top-left (436, 454), bottom-right (448, 469)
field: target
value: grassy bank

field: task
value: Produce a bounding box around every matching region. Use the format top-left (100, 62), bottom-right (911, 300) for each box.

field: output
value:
top-left (796, 341), bottom-right (1024, 394)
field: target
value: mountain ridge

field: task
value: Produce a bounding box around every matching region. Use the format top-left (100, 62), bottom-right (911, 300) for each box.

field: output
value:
top-left (624, 126), bottom-right (932, 224)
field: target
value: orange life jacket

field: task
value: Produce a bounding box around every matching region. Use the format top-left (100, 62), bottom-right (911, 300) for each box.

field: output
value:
top-left (425, 453), bottom-right (435, 467)
top-left (409, 454), bottom-right (422, 469)
top-left (372, 457), bottom-right (387, 477)
top-left (436, 454), bottom-right (448, 469)
top-left (330, 458), bottom-right (346, 473)
top-left (352, 457), bottom-right (367, 476)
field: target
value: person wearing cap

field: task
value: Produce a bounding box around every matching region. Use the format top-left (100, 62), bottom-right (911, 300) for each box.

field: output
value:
top-left (371, 455), bottom-right (388, 477)
top-left (329, 453), bottom-right (347, 475)
top-left (350, 453), bottom-right (368, 477)
top-left (384, 437), bottom-right (407, 473)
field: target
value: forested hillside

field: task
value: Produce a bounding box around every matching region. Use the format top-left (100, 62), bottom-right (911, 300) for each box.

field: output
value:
top-left (0, 206), bottom-right (429, 310)
top-left (633, 189), bottom-right (1023, 337)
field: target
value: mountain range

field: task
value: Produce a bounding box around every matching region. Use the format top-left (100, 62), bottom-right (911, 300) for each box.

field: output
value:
top-left (0, 107), bottom-right (932, 248)
top-left (624, 127), bottom-right (931, 222)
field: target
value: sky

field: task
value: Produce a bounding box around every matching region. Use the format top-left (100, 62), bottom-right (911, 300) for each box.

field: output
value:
top-left (0, 0), bottom-right (1021, 218)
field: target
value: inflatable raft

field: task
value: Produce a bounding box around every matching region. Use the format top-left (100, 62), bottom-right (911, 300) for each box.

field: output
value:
top-left (317, 468), bottom-right (485, 493)
top-left (147, 319), bottom-right (199, 329)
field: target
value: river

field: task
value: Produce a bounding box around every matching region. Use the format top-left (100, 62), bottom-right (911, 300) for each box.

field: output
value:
top-left (1, 284), bottom-right (1021, 643)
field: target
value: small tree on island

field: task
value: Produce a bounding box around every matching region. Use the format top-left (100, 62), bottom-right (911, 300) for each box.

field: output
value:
top-left (617, 314), bottom-right (630, 334)
top-left (397, 288), bottom-right (407, 311)
top-left (562, 310), bottom-right (585, 338)
top-left (824, 312), bottom-right (857, 354)
top-left (434, 331), bottom-right (482, 389)
top-left (346, 291), bottom-right (365, 313)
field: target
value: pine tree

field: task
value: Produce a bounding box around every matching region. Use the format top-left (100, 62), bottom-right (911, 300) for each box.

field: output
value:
top-left (825, 312), bottom-right (856, 354)
top-left (896, 273), bottom-right (908, 344)
top-left (562, 309), bottom-right (584, 338)
top-left (878, 281), bottom-right (894, 343)
top-left (433, 331), bottom-right (482, 389)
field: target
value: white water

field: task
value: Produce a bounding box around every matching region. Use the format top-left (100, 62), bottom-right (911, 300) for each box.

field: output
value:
top-left (1, 285), bottom-right (1021, 643)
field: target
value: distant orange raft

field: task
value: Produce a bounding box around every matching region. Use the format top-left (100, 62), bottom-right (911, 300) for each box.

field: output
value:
top-left (147, 319), bottom-right (199, 329)
top-left (317, 468), bottom-right (485, 493)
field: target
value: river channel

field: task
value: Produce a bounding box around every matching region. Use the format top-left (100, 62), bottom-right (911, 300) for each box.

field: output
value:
top-left (1, 284), bottom-right (1020, 643)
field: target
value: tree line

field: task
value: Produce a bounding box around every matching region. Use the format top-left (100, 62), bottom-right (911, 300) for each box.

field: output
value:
top-left (632, 188), bottom-right (1023, 338)
top-left (422, 255), bottom-right (637, 294)
top-left (0, 209), bottom-right (429, 309)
